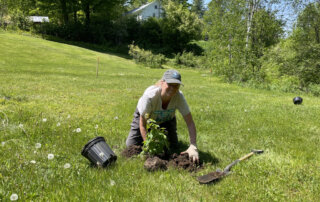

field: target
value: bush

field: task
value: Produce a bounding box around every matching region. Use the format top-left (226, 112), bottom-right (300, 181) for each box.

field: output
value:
top-left (128, 44), bottom-right (166, 68)
top-left (173, 51), bottom-right (209, 68)
top-left (308, 84), bottom-right (320, 96)
top-left (142, 119), bottom-right (168, 156)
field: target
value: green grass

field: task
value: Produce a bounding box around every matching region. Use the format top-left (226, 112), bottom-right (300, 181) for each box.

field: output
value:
top-left (1, 31), bottom-right (320, 201)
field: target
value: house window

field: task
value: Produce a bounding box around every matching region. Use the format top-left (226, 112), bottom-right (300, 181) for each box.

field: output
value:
top-left (153, 13), bottom-right (155, 17)
top-left (155, 5), bottom-right (157, 9)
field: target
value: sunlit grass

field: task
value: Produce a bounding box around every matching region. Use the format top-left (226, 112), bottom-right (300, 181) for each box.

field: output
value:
top-left (1, 31), bottom-right (320, 201)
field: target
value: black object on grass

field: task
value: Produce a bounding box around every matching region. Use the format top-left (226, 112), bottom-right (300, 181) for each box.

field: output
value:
top-left (293, 96), bottom-right (303, 105)
top-left (81, 136), bottom-right (117, 167)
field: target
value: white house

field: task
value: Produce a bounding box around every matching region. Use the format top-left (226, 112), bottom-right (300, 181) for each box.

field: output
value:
top-left (28, 16), bottom-right (50, 23)
top-left (126, 0), bottom-right (164, 21)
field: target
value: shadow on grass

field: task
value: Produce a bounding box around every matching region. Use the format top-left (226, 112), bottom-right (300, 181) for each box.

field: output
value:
top-left (42, 35), bottom-right (131, 60)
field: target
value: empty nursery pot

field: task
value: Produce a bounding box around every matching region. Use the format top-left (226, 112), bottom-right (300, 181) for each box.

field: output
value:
top-left (81, 136), bottom-right (117, 167)
top-left (293, 96), bottom-right (303, 105)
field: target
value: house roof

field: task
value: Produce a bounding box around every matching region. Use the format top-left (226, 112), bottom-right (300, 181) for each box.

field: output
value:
top-left (29, 16), bottom-right (49, 23)
top-left (126, 1), bottom-right (155, 15)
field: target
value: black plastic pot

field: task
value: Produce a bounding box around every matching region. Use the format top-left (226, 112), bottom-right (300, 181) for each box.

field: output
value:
top-left (293, 96), bottom-right (303, 105)
top-left (81, 136), bottom-right (117, 167)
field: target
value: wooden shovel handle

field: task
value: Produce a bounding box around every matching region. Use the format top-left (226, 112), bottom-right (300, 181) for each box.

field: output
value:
top-left (239, 152), bottom-right (254, 161)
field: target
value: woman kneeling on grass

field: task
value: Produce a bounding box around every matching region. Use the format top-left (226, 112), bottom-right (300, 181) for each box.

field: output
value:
top-left (126, 69), bottom-right (199, 163)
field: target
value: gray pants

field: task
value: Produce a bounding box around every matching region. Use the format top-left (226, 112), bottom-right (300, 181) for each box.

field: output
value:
top-left (126, 108), bottom-right (178, 150)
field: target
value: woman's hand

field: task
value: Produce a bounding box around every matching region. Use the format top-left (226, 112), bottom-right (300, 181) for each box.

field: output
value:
top-left (181, 144), bottom-right (199, 164)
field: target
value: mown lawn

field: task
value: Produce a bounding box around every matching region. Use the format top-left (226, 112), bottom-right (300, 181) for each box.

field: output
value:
top-left (1, 31), bottom-right (320, 201)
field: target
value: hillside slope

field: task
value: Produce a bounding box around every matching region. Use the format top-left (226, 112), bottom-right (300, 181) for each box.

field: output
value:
top-left (1, 32), bottom-right (320, 201)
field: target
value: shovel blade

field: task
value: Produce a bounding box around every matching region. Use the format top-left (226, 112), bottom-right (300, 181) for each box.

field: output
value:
top-left (197, 171), bottom-right (225, 184)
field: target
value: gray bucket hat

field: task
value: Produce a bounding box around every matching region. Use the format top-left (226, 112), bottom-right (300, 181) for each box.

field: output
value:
top-left (162, 69), bottom-right (183, 85)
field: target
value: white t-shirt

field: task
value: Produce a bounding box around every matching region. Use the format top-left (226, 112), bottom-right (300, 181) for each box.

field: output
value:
top-left (137, 85), bottom-right (190, 123)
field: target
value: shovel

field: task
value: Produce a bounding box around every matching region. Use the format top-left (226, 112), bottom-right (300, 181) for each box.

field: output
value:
top-left (197, 149), bottom-right (264, 184)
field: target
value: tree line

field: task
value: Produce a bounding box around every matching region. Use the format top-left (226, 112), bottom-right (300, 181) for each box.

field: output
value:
top-left (1, 0), bottom-right (319, 95)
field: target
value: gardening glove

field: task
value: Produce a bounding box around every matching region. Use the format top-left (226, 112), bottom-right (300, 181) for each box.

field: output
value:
top-left (181, 144), bottom-right (199, 164)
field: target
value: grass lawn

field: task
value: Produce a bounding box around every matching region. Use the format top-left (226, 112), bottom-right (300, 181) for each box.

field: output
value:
top-left (1, 31), bottom-right (320, 201)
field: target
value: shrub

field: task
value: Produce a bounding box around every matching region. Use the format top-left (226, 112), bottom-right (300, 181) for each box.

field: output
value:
top-left (142, 119), bottom-right (168, 156)
top-left (128, 44), bottom-right (166, 68)
top-left (308, 84), bottom-right (320, 96)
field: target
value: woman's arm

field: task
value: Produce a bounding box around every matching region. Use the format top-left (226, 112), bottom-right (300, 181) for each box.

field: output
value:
top-left (183, 113), bottom-right (197, 146)
top-left (139, 115), bottom-right (148, 141)
top-left (182, 112), bottom-right (199, 163)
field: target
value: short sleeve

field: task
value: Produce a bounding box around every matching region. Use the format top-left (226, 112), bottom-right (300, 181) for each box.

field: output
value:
top-left (177, 92), bottom-right (190, 116)
top-left (137, 95), bottom-right (152, 116)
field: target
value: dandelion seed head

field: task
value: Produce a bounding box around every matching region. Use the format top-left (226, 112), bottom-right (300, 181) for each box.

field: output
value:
top-left (10, 193), bottom-right (18, 201)
top-left (1, 142), bottom-right (5, 146)
top-left (67, 114), bottom-right (71, 119)
top-left (42, 118), bottom-right (47, 122)
top-left (114, 116), bottom-right (118, 120)
top-left (76, 128), bottom-right (81, 133)
top-left (99, 152), bottom-right (105, 157)
top-left (35, 143), bottom-right (41, 149)
top-left (110, 180), bottom-right (115, 186)
top-left (18, 124), bottom-right (23, 128)
top-left (30, 160), bottom-right (36, 164)
top-left (95, 125), bottom-right (98, 129)
top-left (48, 154), bottom-right (54, 160)
top-left (57, 122), bottom-right (61, 127)
top-left (248, 128), bottom-right (250, 131)
top-left (64, 163), bottom-right (71, 169)
top-left (34, 150), bottom-right (37, 154)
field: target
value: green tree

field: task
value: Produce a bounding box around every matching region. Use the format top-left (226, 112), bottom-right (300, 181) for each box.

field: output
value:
top-left (204, 0), bottom-right (247, 81)
top-left (296, 2), bottom-right (320, 43)
top-left (161, 0), bottom-right (203, 52)
top-left (204, 0), bottom-right (283, 82)
top-left (191, 0), bottom-right (205, 18)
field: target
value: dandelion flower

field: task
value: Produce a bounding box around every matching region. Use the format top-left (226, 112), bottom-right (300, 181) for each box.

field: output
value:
top-left (64, 163), bottom-right (71, 169)
top-left (48, 154), bottom-right (54, 160)
top-left (30, 160), bottom-right (36, 164)
top-left (110, 180), bottom-right (115, 186)
top-left (95, 125), bottom-right (98, 129)
top-left (42, 118), bottom-right (47, 122)
top-left (57, 122), bottom-right (61, 127)
top-left (18, 124), bottom-right (23, 128)
top-left (35, 143), bottom-right (41, 149)
top-left (114, 116), bottom-right (118, 120)
top-left (76, 128), bottom-right (81, 133)
top-left (10, 193), bottom-right (18, 201)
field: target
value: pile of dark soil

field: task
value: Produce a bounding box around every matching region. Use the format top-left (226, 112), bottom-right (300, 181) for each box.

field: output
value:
top-left (144, 153), bottom-right (202, 172)
top-left (121, 145), bottom-right (142, 158)
top-left (144, 156), bottom-right (168, 171)
top-left (121, 146), bottom-right (203, 172)
top-left (168, 153), bottom-right (200, 172)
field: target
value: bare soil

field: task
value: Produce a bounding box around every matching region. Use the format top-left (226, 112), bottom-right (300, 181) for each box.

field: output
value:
top-left (121, 146), bottom-right (203, 172)
top-left (121, 145), bottom-right (142, 158)
top-left (144, 156), bottom-right (168, 171)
